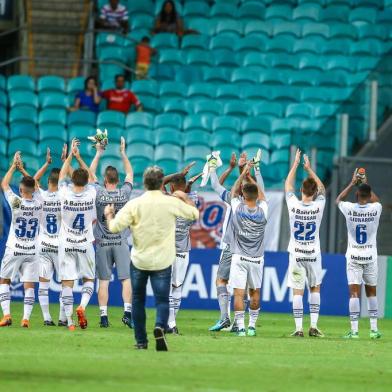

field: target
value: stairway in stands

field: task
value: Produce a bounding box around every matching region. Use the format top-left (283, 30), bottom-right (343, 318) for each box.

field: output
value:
top-left (28, 0), bottom-right (89, 77)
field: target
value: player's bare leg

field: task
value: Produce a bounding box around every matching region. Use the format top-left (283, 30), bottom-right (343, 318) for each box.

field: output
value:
top-left (98, 279), bottom-right (110, 327)
top-left (247, 288), bottom-right (260, 336)
top-left (309, 285), bottom-right (324, 337)
top-left (344, 284), bottom-right (361, 339)
top-left (121, 278), bottom-right (133, 329)
top-left (209, 278), bottom-right (231, 331)
top-left (365, 285), bottom-right (381, 339)
top-left (233, 288), bottom-right (246, 336)
top-left (291, 288), bottom-right (304, 337)
top-left (38, 277), bottom-right (55, 326)
top-left (62, 280), bottom-right (75, 330)
top-left (21, 282), bottom-right (35, 328)
top-left (77, 278), bottom-right (94, 329)
top-left (0, 278), bottom-right (12, 326)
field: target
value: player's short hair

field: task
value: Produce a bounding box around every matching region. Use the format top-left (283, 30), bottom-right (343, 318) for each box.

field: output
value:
top-left (72, 168), bottom-right (89, 187)
top-left (301, 177), bottom-right (318, 197)
top-left (141, 36), bottom-right (150, 43)
top-left (48, 168), bottom-right (60, 186)
top-left (242, 183), bottom-right (258, 201)
top-left (143, 166), bottom-right (164, 190)
top-left (20, 176), bottom-right (35, 192)
top-left (115, 74), bottom-right (125, 82)
top-left (358, 183), bottom-right (372, 199)
top-left (170, 174), bottom-right (186, 191)
top-left (104, 166), bottom-right (119, 184)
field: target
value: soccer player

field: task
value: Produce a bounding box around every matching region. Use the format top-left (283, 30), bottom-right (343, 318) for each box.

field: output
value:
top-left (230, 162), bottom-right (267, 337)
top-left (58, 139), bottom-right (96, 330)
top-left (336, 169), bottom-right (382, 339)
top-left (161, 166), bottom-right (199, 334)
top-left (0, 152), bottom-right (43, 327)
top-left (285, 149), bottom-right (326, 338)
top-left (89, 137), bottom-right (134, 328)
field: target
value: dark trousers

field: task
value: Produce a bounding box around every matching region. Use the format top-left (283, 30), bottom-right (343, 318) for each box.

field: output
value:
top-left (130, 262), bottom-right (172, 345)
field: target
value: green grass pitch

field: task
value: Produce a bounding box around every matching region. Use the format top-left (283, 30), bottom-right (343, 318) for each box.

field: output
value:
top-left (1, 303), bottom-right (392, 392)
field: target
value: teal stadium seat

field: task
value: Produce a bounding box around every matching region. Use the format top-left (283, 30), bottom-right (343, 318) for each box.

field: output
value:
top-left (39, 125), bottom-right (67, 142)
top-left (203, 67), bottom-right (231, 84)
top-left (183, 114), bottom-right (212, 133)
top-left (154, 0), bottom-right (182, 15)
top-left (99, 47), bottom-right (127, 63)
top-left (68, 125), bottom-right (96, 141)
top-left (0, 107), bottom-right (7, 123)
top-left (270, 118), bottom-right (297, 134)
top-left (37, 76), bottom-right (65, 93)
top-left (349, 8), bottom-right (377, 25)
top-left (211, 132), bottom-right (240, 148)
top-left (328, 24), bottom-right (356, 40)
top-left (212, 115), bottom-right (241, 134)
top-left (313, 104), bottom-right (338, 120)
top-left (357, 24), bottom-right (387, 40)
top-left (242, 86), bottom-right (272, 101)
top-left (37, 140), bottom-right (64, 157)
top-left (223, 100), bottom-right (251, 118)
top-left (9, 107), bottom-right (37, 126)
top-left (214, 50), bottom-right (239, 68)
top-left (188, 83), bottom-right (215, 99)
top-left (321, 5), bottom-right (350, 23)
top-left (355, 0), bottom-right (381, 8)
top-left (215, 19), bottom-right (243, 37)
top-left (67, 77), bottom-right (84, 95)
top-left (241, 117), bottom-right (271, 135)
top-left (130, 15), bottom-right (155, 31)
top-left (265, 5), bottom-right (293, 22)
top-left (151, 33), bottom-right (179, 49)
top-left (155, 144), bottom-right (182, 162)
top-left (0, 138), bottom-right (7, 156)
top-left (273, 22), bottom-right (302, 39)
top-left (288, 70), bottom-right (320, 86)
top-left (97, 110), bottom-right (126, 131)
top-left (8, 138), bottom-right (37, 156)
top-left (350, 39), bottom-right (384, 56)
top-left (286, 103), bottom-right (313, 119)
top-left (96, 32), bottom-right (126, 51)
top-left (67, 110), bottom-right (96, 127)
top-left (302, 23), bottom-right (329, 39)
top-left (244, 20), bottom-right (273, 39)
top-left (174, 65), bottom-right (203, 84)
top-left (187, 18), bottom-right (214, 37)
top-left (323, 39), bottom-right (351, 55)
top-left (298, 54), bottom-right (324, 71)
top-left (181, 34), bottom-right (209, 50)
top-left (39, 93), bottom-right (69, 109)
top-left (162, 99), bottom-right (190, 116)
top-left (216, 84), bottom-right (241, 100)
top-left (242, 52), bottom-right (268, 68)
top-left (125, 128), bottom-right (154, 145)
top-left (270, 133), bottom-right (292, 150)
top-left (128, 0), bottom-right (154, 16)
top-left (126, 112), bottom-right (153, 129)
top-left (155, 128), bottom-right (182, 147)
top-left (10, 124), bottom-right (38, 142)
top-left (39, 109), bottom-right (67, 127)
top-left (126, 143), bottom-right (154, 160)
top-left (235, 36), bottom-right (266, 53)
top-left (159, 49), bottom-right (184, 66)
top-left (292, 4), bottom-right (322, 22)
top-left (7, 75), bottom-right (35, 92)
top-left (183, 130), bottom-right (211, 147)
top-left (241, 132), bottom-right (270, 151)
top-left (156, 160), bottom-right (181, 175)
top-left (159, 81), bottom-right (186, 98)
top-left (265, 37), bottom-right (296, 54)
top-left (193, 100), bottom-right (223, 116)
top-left (154, 113), bottom-right (183, 129)
top-left (139, 97), bottom-right (161, 114)
top-left (183, 145), bottom-right (211, 162)
top-left (183, 1), bottom-right (209, 18)
top-left (237, 2), bottom-right (266, 20)
top-left (210, 3), bottom-right (237, 18)
top-left (231, 68), bottom-right (259, 84)
top-left (9, 91), bottom-right (38, 109)
top-left (318, 71), bottom-right (346, 86)
top-left (293, 37), bottom-right (325, 55)
top-left (186, 49), bottom-right (214, 67)
top-left (132, 80), bottom-right (159, 97)
top-left (219, 146), bottom-right (239, 162)
top-left (271, 87), bottom-right (298, 104)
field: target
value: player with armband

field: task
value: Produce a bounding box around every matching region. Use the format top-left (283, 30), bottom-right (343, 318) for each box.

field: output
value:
top-left (58, 139), bottom-right (97, 331)
top-left (336, 169), bottom-right (382, 339)
top-left (285, 149), bottom-right (326, 338)
top-left (0, 152), bottom-right (43, 328)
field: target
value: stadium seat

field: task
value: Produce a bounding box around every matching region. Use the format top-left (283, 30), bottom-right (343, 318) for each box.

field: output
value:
top-left (10, 124), bottom-right (39, 141)
top-left (269, 54), bottom-right (298, 70)
top-left (181, 34), bottom-right (209, 50)
top-left (203, 67), bottom-right (231, 84)
top-left (8, 91), bottom-right (38, 109)
top-left (288, 70), bottom-right (320, 86)
top-left (286, 103), bottom-right (313, 119)
top-left (174, 65), bottom-right (203, 84)
top-left (126, 112), bottom-right (153, 129)
top-left (9, 107), bottom-right (37, 126)
top-left (39, 93), bottom-right (69, 109)
top-left (8, 138), bottom-right (37, 156)
top-left (183, 145), bottom-right (211, 162)
top-left (302, 23), bottom-right (329, 39)
top-left (183, 1), bottom-right (209, 18)
top-left (186, 49), bottom-right (214, 67)
top-left (126, 142), bottom-right (154, 160)
top-left (293, 37), bottom-right (325, 54)
top-left (325, 56), bottom-right (356, 72)
top-left (131, 80), bottom-right (159, 97)
top-left (210, 35), bottom-right (236, 51)
top-left (155, 128), bottom-right (182, 147)
top-left (155, 144), bottom-right (182, 162)
top-left (241, 132), bottom-right (270, 151)
top-left (244, 20), bottom-right (273, 38)
top-left (328, 24), bottom-right (357, 40)
top-left (242, 52), bottom-right (268, 68)
top-left (212, 116), bottom-right (241, 133)
top-left (292, 4), bottom-right (322, 21)
top-left (38, 109), bottom-right (67, 127)
top-left (39, 125), bottom-right (67, 143)
top-left (159, 49), bottom-right (184, 66)
top-left (183, 114), bottom-right (213, 133)
top-left (37, 76), bottom-right (65, 93)
top-left (188, 83), bottom-right (215, 99)
top-left (96, 32), bottom-right (126, 50)
top-left (210, 3), bottom-right (237, 18)
top-left (193, 100), bottom-right (223, 116)
top-left (318, 71), bottom-right (347, 87)
top-left (321, 5), bottom-right (350, 23)
top-left (37, 139), bottom-right (64, 156)
top-left (242, 86), bottom-right (273, 101)
top-left (97, 110), bottom-right (125, 130)
top-left (125, 128), bottom-right (154, 145)
top-left (214, 50), bottom-right (239, 68)
top-left (186, 18), bottom-right (215, 37)
top-left (151, 33), bottom-right (179, 49)
top-left (183, 130), bottom-right (211, 147)
top-left (68, 125), bottom-right (96, 141)
top-left (7, 75), bottom-right (35, 92)
top-left (356, 24), bottom-right (387, 40)
top-left (231, 68), bottom-right (259, 84)
top-left (140, 97), bottom-right (161, 114)
top-left (159, 81), bottom-right (186, 98)
top-left (237, 2), bottom-right (266, 20)
top-left (350, 39), bottom-right (384, 56)
top-left (162, 99), bottom-right (190, 116)
top-left (235, 36), bottom-right (266, 53)
top-left (265, 5), bottom-right (293, 22)
top-left (67, 110), bottom-right (96, 127)
top-left (241, 117), bottom-right (271, 135)
top-left (323, 39), bottom-right (351, 55)
top-left (216, 84), bottom-right (241, 100)
top-left (298, 54), bottom-right (324, 71)
top-left (215, 19), bottom-right (243, 37)
top-left (270, 118), bottom-right (297, 134)
top-left (154, 113), bottom-right (183, 129)
top-left (349, 8), bottom-right (377, 25)
top-left (223, 101), bottom-right (251, 118)
top-left (67, 76), bottom-right (85, 95)
top-left (211, 132), bottom-right (239, 149)
top-left (313, 104), bottom-right (338, 120)
top-left (270, 133), bottom-right (292, 149)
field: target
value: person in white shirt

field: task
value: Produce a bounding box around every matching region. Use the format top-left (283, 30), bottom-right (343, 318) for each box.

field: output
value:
top-left (285, 149), bottom-right (326, 338)
top-left (336, 169), bottom-right (382, 339)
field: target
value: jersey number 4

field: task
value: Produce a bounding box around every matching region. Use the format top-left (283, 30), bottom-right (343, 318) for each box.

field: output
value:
top-left (355, 224), bottom-right (367, 244)
top-left (294, 221), bottom-right (316, 241)
top-left (72, 213), bottom-right (85, 231)
top-left (15, 217), bottom-right (39, 238)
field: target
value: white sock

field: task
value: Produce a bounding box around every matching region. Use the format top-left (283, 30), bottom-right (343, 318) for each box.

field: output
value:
top-left (234, 311), bottom-right (245, 330)
top-left (168, 286), bottom-right (182, 328)
top-left (227, 295), bottom-right (231, 320)
top-left (248, 308), bottom-right (260, 329)
top-left (23, 288), bottom-right (35, 320)
top-left (124, 302), bottom-right (132, 313)
top-left (349, 297), bottom-right (360, 333)
top-left (309, 292), bottom-right (320, 329)
top-left (217, 285), bottom-right (230, 321)
top-left (38, 281), bottom-right (52, 321)
top-left (0, 284), bottom-right (11, 316)
top-left (367, 296), bottom-right (378, 331)
top-left (293, 295), bottom-right (303, 331)
top-left (80, 281), bottom-right (94, 309)
top-left (100, 306), bottom-right (108, 317)
top-left (62, 286), bottom-right (74, 326)
top-left (59, 295), bottom-right (66, 322)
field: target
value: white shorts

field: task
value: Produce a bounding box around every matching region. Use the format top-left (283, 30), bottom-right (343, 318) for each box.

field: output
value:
top-left (287, 253), bottom-right (323, 290)
top-left (347, 260), bottom-right (377, 286)
top-left (39, 243), bottom-right (59, 280)
top-left (58, 244), bottom-right (95, 281)
top-left (229, 254), bottom-right (264, 290)
top-left (0, 247), bottom-right (39, 283)
top-left (171, 252), bottom-right (189, 287)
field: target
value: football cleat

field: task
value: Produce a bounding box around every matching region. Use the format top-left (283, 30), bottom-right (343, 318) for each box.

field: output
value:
top-left (154, 326), bottom-right (168, 352)
top-left (100, 316), bottom-right (109, 328)
top-left (122, 312), bottom-right (133, 329)
top-left (134, 343), bottom-right (148, 350)
top-left (236, 328), bottom-right (246, 337)
top-left (230, 321), bottom-right (239, 333)
top-left (58, 320), bottom-right (68, 327)
top-left (343, 331), bottom-right (359, 339)
top-left (0, 315), bottom-right (12, 327)
top-left (247, 327), bottom-right (256, 337)
top-left (209, 317), bottom-right (231, 332)
top-left (21, 319), bottom-right (29, 328)
top-left (309, 327), bottom-right (324, 338)
top-left (166, 326), bottom-right (179, 335)
top-left (370, 330), bottom-right (381, 339)
top-left (291, 330), bottom-right (304, 337)
top-left (68, 324), bottom-right (76, 332)
top-left (43, 320), bottom-right (56, 326)
top-left (76, 306), bottom-right (88, 329)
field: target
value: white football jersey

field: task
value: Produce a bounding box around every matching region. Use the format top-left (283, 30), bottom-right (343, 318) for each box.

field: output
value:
top-left (4, 189), bottom-right (43, 254)
top-left (338, 201), bottom-right (382, 264)
top-left (58, 182), bottom-right (97, 248)
top-left (38, 189), bottom-right (62, 246)
top-left (286, 193), bottom-right (325, 258)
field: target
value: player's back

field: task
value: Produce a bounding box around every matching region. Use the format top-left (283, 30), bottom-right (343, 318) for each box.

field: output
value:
top-left (286, 194), bottom-right (325, 256)
top-left (59, 183), bottom-right (96, 247)
top-left (39, 189), bottom-right (61, 246)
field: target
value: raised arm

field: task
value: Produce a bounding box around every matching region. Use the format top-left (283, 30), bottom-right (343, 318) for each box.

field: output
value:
top-left (252, 149), bottom-right (264, 192)
top-left (336, 169), bottom-right (357, 204)
top-left (72, 141), bottom-right (95, 183)
top-left (34, 148), bottom-right (52, 182)
top-left (89, 144), bottom-right (104, 181)
top-left (163, 161), bottom-right (195, 188)
top-left (120, 136), bottom-right (133, 184)
top-left (1, 152), bottom-right (19, 191)
top-left (303, 154), bottom-right (325, 196)
top-left (231, 163), bottom-right (250, 199)
top-left (210, 166), bottom-right (227, 197)
top-left (285, 148), bottom-right (301, 194)
top-left (59, 145), bottom-right (73, 182)
top-left (219, 153), bottom-right (236, 185)
top-left (246, 165), bottom-right (266, 202)
top-left (15, 153), bottom-right (30, 178)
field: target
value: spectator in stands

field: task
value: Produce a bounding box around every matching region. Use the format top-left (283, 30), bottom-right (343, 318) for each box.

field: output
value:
top-left (98, 0), bottom-right (129, 33)
top-left (69, 76), bottom-right (101, 113)
top-left (135, 37), bottom-right (157, 80)
top-left (153, 0), bottom-right (184, 35)
top-left (102, 74), bottom-right (142, 114)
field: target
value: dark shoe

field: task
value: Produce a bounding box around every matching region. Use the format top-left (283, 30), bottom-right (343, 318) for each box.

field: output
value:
top-left (154, 326), bottom-right (168, 352)
top-left (291, 330), bottom-right (304, 337)
top-left (100, 316), bottom-right (109, 328)
top-left (309, 327), bottom-right (324, 338)
top-left (134, 343), bottom-right (148, 350)
top-left (58, 320), bottom-right (67, 327)
top-left (44, 320), bottom-right (56, 326)
top-left (230, 321), bottom-right (239, 333)
top-left (122, 312), bottom-right (133, 329)
top-left (166, 326), bottom-right (179, 335)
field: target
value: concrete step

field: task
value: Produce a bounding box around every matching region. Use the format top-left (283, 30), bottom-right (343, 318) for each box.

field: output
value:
top-left (32, 33), bottom-right (79, 45)
top-left (31, 0), bottom-right (86, 12)
top-left (31, 13), bottom-right (84, 27)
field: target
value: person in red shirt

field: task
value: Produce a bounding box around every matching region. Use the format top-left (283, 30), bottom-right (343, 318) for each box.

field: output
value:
top-left (101, 75), bottom-right (143, 113)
